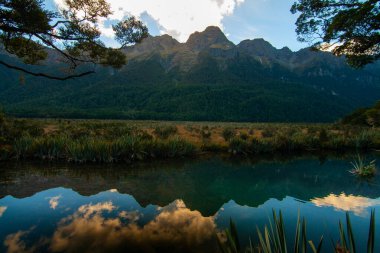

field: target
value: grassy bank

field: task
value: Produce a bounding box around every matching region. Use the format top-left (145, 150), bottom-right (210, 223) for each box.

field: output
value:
top-left (1, 114), bottom-right (380, 163)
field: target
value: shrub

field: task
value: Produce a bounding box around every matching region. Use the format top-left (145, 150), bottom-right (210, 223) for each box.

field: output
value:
top-left (239, 132), bottom-right (249, 140)
top-left (222, 128), bottom-right (235, 141)
top-left (261, 128), bottom-right (274, 138)
top-left (153, 126), bottom-right (178, 139)
top-left (228, 137), bottom-right (249, 155)
top-left (318, 128), bottom-right (329, 143)
top-left (201, 129), bottom-right (211, 140)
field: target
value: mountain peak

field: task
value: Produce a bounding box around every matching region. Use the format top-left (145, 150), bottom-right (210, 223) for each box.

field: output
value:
top-left (186, 26), bottom-right (234, 51)
top-left (237, 38), bottom-right (277, 57)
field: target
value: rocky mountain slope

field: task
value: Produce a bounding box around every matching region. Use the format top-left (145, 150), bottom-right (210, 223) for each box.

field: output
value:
top-left (0, 26), bottom-right (379, 122)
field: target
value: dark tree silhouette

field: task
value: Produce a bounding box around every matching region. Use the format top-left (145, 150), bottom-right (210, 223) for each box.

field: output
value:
top-left (0, 0), bottom-right (148, 80)
top-left (291, 0), bottom-right (380, 68)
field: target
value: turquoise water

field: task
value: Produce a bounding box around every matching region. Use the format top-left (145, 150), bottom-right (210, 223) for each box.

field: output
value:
top-left (0, 155), bottom-right (379, 252)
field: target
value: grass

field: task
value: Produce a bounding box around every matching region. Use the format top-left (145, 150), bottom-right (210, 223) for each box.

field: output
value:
top-left (1, 115), bottom-right (380, 163)
top-left (218, 210), bottom-right (376, 253)
top-left (13, 134), bottom-right (196, 163)
top-left (349, 154), bottom-right (376, 177)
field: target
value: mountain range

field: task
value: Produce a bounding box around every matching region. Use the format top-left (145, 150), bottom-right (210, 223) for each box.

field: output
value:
top-left (0, 26), bottom-right (379, 122)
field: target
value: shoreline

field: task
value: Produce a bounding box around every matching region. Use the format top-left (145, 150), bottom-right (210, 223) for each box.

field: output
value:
top-left (1, 118), bottom-right (379, 164)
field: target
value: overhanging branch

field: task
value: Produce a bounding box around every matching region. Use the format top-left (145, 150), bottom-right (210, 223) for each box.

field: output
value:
top-left (0, 60), bottom-right (95, 81)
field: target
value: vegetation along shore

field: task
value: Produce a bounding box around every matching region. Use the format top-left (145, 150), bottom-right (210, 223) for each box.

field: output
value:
top-left (1, 112), bottom-right (379, 164)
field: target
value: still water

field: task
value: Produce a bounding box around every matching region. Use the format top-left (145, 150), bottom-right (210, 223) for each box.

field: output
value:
top-left (0, 154), bottom-right (379, 252)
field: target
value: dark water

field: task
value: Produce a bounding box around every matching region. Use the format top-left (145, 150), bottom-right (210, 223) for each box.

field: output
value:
top-left (0, 154), bottom-right (380, 253)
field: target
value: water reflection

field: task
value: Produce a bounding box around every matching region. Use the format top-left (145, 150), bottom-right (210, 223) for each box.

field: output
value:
top-left (53, 200), bottom-right (216, 253)
top-left (0, 155), bottom-right (380, 252)
top-left (311, 193), bottom-right (380, 217)
top-left (47, 196), bottom-right (61, 210)
top-left (0, 206), bottom-right (6, 217)
top-left (3, 195), bottom-right (218, 253)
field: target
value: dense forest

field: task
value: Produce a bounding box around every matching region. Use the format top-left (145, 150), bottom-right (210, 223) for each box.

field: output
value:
top-left (1, 27), bottom-right (379, 122)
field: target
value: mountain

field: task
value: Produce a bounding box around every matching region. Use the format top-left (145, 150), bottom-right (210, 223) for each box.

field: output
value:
top-left (0, 26), bottom-right (379, 122)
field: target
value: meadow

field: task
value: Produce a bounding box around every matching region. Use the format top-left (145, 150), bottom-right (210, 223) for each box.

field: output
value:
top-left (0, 114), bottom-right (379, 163)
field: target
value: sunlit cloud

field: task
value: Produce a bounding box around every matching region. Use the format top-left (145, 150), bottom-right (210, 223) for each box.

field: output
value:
top-left (0, 206), bottom-right (7, 217)
top-left (311, 193), bottom-right (380, 217)
top-left (3, 227), bottom-right (47, 253)
top-left (47, 196), bottom-right (62, 210)
top-left (54, 0), bottom-right (245, 42)
top-left (119, 210), bottom-right (141, 222)
top-left (4, 230), bottom-right (32, 253)
top-left (49, 200), bottom-right (217, 252)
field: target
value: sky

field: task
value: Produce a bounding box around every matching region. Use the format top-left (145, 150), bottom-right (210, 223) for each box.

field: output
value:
top-left (46, 0), bottom-right (305, 51)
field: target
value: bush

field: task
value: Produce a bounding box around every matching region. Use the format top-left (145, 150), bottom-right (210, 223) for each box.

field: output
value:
top-left (228, 137), bottom-right (249, 155)
top-left (153, 126), bottom-right (178, 139)
top-left (201, 129), bottom-right (211, 140)
top-left (318, 128), bottom-right (329, 143)
top-left (222, 128), bottom-right (235, 141)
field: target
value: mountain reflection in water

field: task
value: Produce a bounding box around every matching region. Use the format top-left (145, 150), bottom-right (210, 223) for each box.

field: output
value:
top-left (0, 155), bottom-right (380, 252)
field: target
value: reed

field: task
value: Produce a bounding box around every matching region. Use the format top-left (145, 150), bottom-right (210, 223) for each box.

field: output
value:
top-left (218, 210), bottom-right (376, 253)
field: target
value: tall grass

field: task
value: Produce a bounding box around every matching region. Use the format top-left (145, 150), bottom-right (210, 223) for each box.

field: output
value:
top-left (2, 116), bottom-right (380, 161)
top-left (349, 154), bottom-right (376, 177)
top-left (13, 134), bottom-right (195, 163)
top-left (218, 210), bottom-right (376, 253)
top-left (153, 126), bottom-right (177, 139)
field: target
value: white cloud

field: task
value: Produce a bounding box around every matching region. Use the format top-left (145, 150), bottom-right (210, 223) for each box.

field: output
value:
top-left (50, 200), bottom-right (216, 252)
top-left (54, 0), bottom-right (245, 42)
top-left (311, 193), bottom-right (380, 217)
top-left (46, 196), bottom-right (62, 210)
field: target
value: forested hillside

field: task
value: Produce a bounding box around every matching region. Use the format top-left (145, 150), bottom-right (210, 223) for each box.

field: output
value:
top-left (1, 26), bottom-right (379, 122)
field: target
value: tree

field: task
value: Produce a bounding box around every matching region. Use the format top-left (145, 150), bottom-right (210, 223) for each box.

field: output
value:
top-left (0, 0), bottom-right (148, 80)
top-left (291, 0), bottom-right (380, 68)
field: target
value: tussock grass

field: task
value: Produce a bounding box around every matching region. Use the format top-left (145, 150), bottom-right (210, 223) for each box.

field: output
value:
top-left (349, 154), bottom-right (376, 177)
top-left (1, 115), bottom-right (380, 162)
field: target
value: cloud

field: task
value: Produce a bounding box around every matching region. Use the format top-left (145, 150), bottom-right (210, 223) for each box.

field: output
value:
top-left (49, 200), bottom-right (217, 252)
top-left (54, 0), bottom-right (245, 42)
top-left (0, 206), bottom-right (7, 217)
top-left (4, 230), bottom-right (33, 253)
top-left (3, 228), bottom-right (48, 253)
top-left (47, 196), bottom-right (62, 210)
top-left (311, 193), bottom-right (380, 217)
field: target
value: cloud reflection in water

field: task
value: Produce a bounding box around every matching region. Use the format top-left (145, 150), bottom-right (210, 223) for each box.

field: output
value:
top-left (0, 206), bottom-right (7, 217)
top-left (49, 200), bottom-right (217, 253)
top-left (311, 193), bottom-right (380, 217)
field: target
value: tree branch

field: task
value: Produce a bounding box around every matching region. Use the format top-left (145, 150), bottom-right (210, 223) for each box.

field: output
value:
top-left (0, 60), bottom-right (95, 81)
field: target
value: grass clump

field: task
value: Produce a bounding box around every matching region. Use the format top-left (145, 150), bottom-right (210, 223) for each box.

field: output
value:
top-left (153, 126), bottom-right (178, 139)
top-left (12, 133), bottom-right (196, 164)
top-left (349, 154), bottom-right (376, 177)
top-left (222, 128), bottom-right (236, 141)
top-left (228, 137), bottom-right (250, 155)
top-left (201, 129), bottom-right (212, 140)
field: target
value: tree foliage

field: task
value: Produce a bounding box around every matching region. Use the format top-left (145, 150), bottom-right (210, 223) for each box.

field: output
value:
top-left (0, 0), bottom-right (148, 80)
top-left (342, 100), bottom-right (380, 126)
top-left (291, 0), bottom-right (380, 67)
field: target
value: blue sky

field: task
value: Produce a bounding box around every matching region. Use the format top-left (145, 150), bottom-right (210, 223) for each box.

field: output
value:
top-left (47, 0), bottom-right (305, 51)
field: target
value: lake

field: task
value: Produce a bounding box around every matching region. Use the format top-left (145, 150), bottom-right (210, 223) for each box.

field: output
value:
top-left (0, 154), bottom-right (379, 252)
